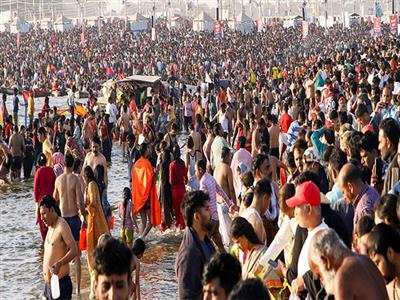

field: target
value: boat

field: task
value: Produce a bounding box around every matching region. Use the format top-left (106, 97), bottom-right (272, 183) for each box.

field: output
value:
top-left (0, 86), bottom-right (51, 97)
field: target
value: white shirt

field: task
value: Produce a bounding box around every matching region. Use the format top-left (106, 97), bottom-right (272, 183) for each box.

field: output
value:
top-left (297, 222), bottom-right (329, 277)
top-left (106, 103), bottom-right (118, 124)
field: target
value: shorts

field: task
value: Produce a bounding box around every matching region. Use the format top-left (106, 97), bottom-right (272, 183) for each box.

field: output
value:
top-left (121, 228), bottom-right (134, 245)
top-left (44, 275), bottom-right (72, 300)
top-left (11, 156), bottom-right (22, 171)
top-left (64, 216), bottom-right (81, 241)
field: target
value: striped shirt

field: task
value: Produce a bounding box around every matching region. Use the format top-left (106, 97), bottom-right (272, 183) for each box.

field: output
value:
top-left (200, 172), bottom-right (233, 220)
top-left (353, 184), bottom-right (380, 230)
top-left (286, 120), bottom-right (303, 148)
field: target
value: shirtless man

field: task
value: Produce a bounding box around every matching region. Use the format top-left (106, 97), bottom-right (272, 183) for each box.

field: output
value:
top-left (203, 124), bottom-right (215, 173)
top-left (82, 136), bottom-right (108, 187)
top-left (0, 132), bottom-right (11, 183)
top-left (53, 154), bottom-right (86, 295)
top-left (82, 110), bottom-right (96, 150)
top-left (309, 228), bottom-right (388, 300)
top-left (8, 125), bottom-right (25, 180)
top-left (117, 104), bottom-right (130, 157)
top-left (214, 147), bottom-right (235, 203)
top-left (188, 124), bottom-right (202, 160)
top-left (40, 195), bottom-right (78, 300)
top-left (266, 114), bottom-right (280, 159)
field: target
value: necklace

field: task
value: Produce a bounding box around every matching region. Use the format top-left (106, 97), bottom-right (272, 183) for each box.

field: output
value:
top-left (46, 217), bottom-right (59, 244)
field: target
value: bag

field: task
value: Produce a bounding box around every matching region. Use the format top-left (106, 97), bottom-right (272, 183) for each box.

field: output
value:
top-left (79, 228), bottom-right (87, 251)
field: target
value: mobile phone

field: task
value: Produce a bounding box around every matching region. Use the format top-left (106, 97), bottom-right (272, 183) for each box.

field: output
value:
top-left (268, 259), bottom-right (278, 269)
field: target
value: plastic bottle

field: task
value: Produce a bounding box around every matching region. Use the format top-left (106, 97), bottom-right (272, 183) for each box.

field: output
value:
top-left (51, 274), bottom-right (60, 299)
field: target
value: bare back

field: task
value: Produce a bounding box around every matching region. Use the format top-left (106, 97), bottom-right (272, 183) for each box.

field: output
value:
top-left (54, 172), bottom-right (81, 217)
top-left (214, 162), bottom-right (235, 202)
top-left (268, 124), bottom-right (280, 149)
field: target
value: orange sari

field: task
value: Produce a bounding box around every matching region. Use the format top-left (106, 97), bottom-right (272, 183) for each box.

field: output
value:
top-left (131, 157), bottom-right (161, 226)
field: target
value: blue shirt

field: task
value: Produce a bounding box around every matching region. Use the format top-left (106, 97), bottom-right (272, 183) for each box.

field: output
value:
top-left (326, 182), bottom-right (343, 207)
top-left (13, 96), bottom-right (19, 113)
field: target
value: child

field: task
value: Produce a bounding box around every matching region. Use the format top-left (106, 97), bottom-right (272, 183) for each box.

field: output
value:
top-left (111, 187), bottom-right (138, 248)
top-left (130, 238), bottom-right (146, 300)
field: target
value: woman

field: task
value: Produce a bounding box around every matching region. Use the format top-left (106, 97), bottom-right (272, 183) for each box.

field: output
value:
top-left (83, 165), bottom-right (109, 297)
top-left (33, 153), bottom-right (56, 241)
top-left (95, 164), bottom-right (111, 228)
top-left (169, 145), bottom-right (187, 229)
top-left (52, 151), bottom-right (65, 177)
top-left (185, 136), bottom-right (199, 191)
top-left (22, 129), bottom-right (34, 179)
top-left (231, 217), bottom-right (267, 279)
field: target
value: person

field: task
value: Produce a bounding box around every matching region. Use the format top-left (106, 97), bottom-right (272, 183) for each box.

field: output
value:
top-left (83, 165), bottom-right (110, 298)
top-left (302, 147), bottom-right (329, 194)
top-left (176, 191), bottom-right (215, 300)
top-left (228, 278), bottom-right (270, 300)
top-left (12, 88), bottom-right (19, 126)
top-left (214, 147), bottom-right (236, 202)
top-left (355, 214), bottom-right (375, 255)
top-left (202, 253), bottom-right (241, 300)
top-left (374, 194), bottom-right (400, 226)
top-left (169, 145), bottom-right (187, 230)
top-left (67, 86), bottom-right (76, 121)
top-left (131, 143), bottom-right (161, 239)
top-left (117, 104), bottom-right (130, 157)
top-left (93, 237), bottom-right (133, 300)
top-left (338, 162), bottom-right (380, 230)
top-left (185, 136), bottom-right (200, 191)
top-left (95, 164), bottom-right (112, 228)
top-left (8, 125), bottom-right (25, 180)
top-left (40, 195), bottom-right (78, 300)
top-left (157, 142), bottom-right (173, 231)
top-left (367, 223), bottom-right (400, 300)
top-left (309, 228), bottom-right (388, 300)
top-left (196, 159), bottom-right (237, 252)
top-left (231, 136), bottom-right (252, 199)
top-left (210, 123), bottom-right (229, 171)
top-left (82, 136), bottom-right (108, 187)
top-left (131, 238), bottom-right (146, 300)
top-left (34, 154), bottom-right (56, 241)
top-left (326, 147), bottom-right (346, 206)
top-left (240, 178), bottom-right (271, 245)
top-left (1, 94), bottom-right (9, 126)
top-left (378, 118), bottom-right (400, 195)
top-left (127, 134), bottom-right (141, 183)
top-left (38, 126), bottom-right (53, 167)
top-left (286, 110), bottom-right (306, 149)
top-left (22, 128), bottom-right (34, 179)
top-left (53, 153), bottom-right (86, 295)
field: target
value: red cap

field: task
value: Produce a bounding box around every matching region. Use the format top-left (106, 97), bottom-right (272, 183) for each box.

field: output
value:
top-left (286, 181), bottom-right (321, 208)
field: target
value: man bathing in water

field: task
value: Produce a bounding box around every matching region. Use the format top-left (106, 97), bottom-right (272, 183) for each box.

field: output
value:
top-left (83, 136), bottom-right (108, 186)
top-left (40, 195), bottom-right (78, 300)
top-left (53, 153), bottom-right (86, 295)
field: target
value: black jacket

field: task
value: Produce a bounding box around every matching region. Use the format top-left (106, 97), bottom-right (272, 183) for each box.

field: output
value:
top-left (175, 227), bottom-right (215, 300)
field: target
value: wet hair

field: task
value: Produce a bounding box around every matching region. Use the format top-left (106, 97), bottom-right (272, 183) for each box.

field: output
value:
top-left (240, 171), bottom-right (254, 188)
top-left (295, 171), bottom-right (321, 189)
top-left (93, 237), bottom-right (133, 280)
top-left (38, 153), bottom-right (47, 167)
top-left (230, 217), bottom-right (261, 245)
top-left (238, 136), bottom-right (246, 148)
top-left (132, 238), bottom-right (146, 256)
top-left (183, 190), bottom-right (209, 227)
top-left (375, 194), bottom-right (400, 226)
top-left (356, 214), bottom-right (375, 237)
top-left (83, 165), bottom-right (96, 183)
top-left (229, 278), bottom-right (270, 300)
top-left (242, 192), bottom-right (254, 208)
top-left (95, 164), bottom-right (105, 184)
top-left (196, 159), bottom-right (207, 172)
top-left (40, 195), bottom-right (61, 216)
top-left (65, 153), bottom-right (74, 168)
top-left (379, 118), bottom-right (400, 149)
top-left (253, 178), bottom-right (272, 199)
top-left (93, 135), bottom-right (101, 145)
top-left (367, 223), bottom-right (400, 258)
top-left (202, 253), bottom-right (241, 296)
top-left (328, 148), bottom-right (347, 173)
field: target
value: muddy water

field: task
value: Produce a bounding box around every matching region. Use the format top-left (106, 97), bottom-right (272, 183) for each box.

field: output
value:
top-left (0, 95), bottom-right (180, 299)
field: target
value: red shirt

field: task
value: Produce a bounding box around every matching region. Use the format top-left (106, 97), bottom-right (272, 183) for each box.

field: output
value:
top-left (34, 166), bottom-right (56, 202)
top-left (279, 113), bottom-right (293, 133)
top-left (169, 160), bottom-right (187, 188)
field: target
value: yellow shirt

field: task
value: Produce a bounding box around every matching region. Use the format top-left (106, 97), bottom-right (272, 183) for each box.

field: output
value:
top-left (28, 96), bottom-right (34, 115)
top-left (42, 139), bottom-right (52, 166)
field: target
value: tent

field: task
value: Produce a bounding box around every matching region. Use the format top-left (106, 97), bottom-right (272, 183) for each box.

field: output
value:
top-left (10, 17), bottom-right (30, 33)
top-left (193, 11), bottom-right (213, 32)
top-left (54, 16), bottom-right (73, 32)
top-left (129, 13), bottom-right (149, 32)
top-left (229, 13), bottom-right (254, 33)
top-left (40, 18), bottom-right (54, 30)
top-left (168, 16), bottom-right (183, 30)
top-left (349, 13), bottom-right (361, 26)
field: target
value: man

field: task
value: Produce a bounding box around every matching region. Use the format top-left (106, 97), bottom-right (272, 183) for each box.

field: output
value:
top-left (241, 178), bottom-right (272, 244)
top-left (202, 253), bottom-right (241, 300)
top-left (367, 223), bottom-right (400, 299)
top-left (214, 147), bottom-right (235, 202)
top-left (67, 86), bottom-right (76, 121)
top-left (266, 113), bottom-right (280, 158)
top-left (231, 136), bottom-right (252, 199)
top-left (309, 228), bottom-right (388, 300)
top-left (8, 125), bottom-right (25, 180)
top-left (93, 237), bottom-right (133, 300)
top-left (189, 123), bottom-right (202, 158)
top-left (176, 191), bottom-right (215, 300)
top-left (53, 119), bottom-right (66, 153)
top-left (251, 118), bottom-right (270, 158)
top-left (131, 143), bottom-right (161, 239)
top-left (38, 126), bottom-right (52, 167)
top-left (338, 163), bottom-right (380, 230)
top-left (82, 136), bottom-right (108, 186)
top-left (117, 104), bottom-right (130, 157)
top-left (127, 133), bottom-right (141, 183)
top-left (378, 118), bottom-right (400, 195)
top-left (1, 93), bottom-right (8, 126)
top-left (105, 97), bottom-right (118, 132)
top-left (311, 126), bottom-right (335, 159)
top-left (302, 147), bottom-right (329, 194)
top-left (210, 123), bottom-right (228, 170)
top-left (355, 103), bottom-right (380, 134)
top-left (287, 110), bottom-right (306, 149)
top-left (196, 159), bottom-right (236, 252)
top-left (12, 88), bottom-right (19, 126)
top-left (40, 195), bottom-right (78, 300)
top-left (326, 148), bottom-right (346, 206)
top-left (53, 154), bottom-right (86, 295)
top-left (359, 132), bottom-right (386, 183)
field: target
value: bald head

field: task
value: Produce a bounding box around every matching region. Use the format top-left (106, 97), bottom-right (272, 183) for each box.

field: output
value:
top-left (338, 163), bottom-right (362, 186)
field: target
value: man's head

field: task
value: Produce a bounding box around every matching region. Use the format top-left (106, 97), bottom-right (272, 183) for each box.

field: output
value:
top-left (302, 147), bottom-right (321, 174)
top-left (367, 223), bottom-right (400, 284)
top-left (252, 154), bottom-right (270, 179)
top-left (38, 126), bottom-right (46, 143)
top-left (287, 181), bottom-right (321, 229)
top-left (292, 140), bottom-right (307, 172)
top-left (309, 229), bottom-right (349, 295)
top-left (40, 195), bottom-right (61, 227)
top-left (253, 178), bottom-right (272, 215)
top-left (355, 104), bottom-right (370, 128)
top-left (213, 123), bottom-right (223, 137)
top-left (338, 163), bottom-right (363, 203)
top-left (221, 147), bottom-right (231, 164)
top-left (229, 278), bottom-right (270, 300)
top-left (202, 253), bottom-right (241, 300)
top-left (359, 132), bottom-right (379, 171)
top-left (374, 194), bottom-right (400, 226)
top-left (183, 190), bottom-right (212, 231)
top-left (92, 136), bottom-right (101, 155)
top-left (328, 148), bottom-right (347, 182)
top-left (378, 118), bottom-right (399, 161)
top-left (93, 237), bottom-right (133, 300)
top-left (132, 238), bottom-right (146, 259)
top-left (195, 159), bottom-right (207, 180)
top-left (65, 153), bottom-right (74, 169)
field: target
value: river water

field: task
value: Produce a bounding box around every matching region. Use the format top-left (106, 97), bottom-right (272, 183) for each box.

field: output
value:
top-left (0, 95), bottom-right (180, 299)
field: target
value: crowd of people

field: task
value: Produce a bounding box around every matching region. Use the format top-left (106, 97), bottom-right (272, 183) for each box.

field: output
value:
top-left (0, 17), bottom-right (400, 300)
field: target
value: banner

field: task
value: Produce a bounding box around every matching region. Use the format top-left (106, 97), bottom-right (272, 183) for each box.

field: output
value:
top-left (374, 18), bottom-right (381, 36)
top-left (389, 15), bottom-right (398, 35)
top-left (214, 20), bottom-right (222, 38)
top-left (257, 18), bottom-right (263, 32)
top-left (302, 21), bottom-right (308, 39)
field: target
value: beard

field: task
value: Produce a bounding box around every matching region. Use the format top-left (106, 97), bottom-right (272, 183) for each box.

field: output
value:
top-left (201, 218), bottom-right (213, 232)
top-left (320, 265), bottom-right (336, 295)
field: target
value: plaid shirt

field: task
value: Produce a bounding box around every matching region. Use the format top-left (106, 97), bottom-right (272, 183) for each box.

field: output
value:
top-left (353, 183), bottom-right (380, 230)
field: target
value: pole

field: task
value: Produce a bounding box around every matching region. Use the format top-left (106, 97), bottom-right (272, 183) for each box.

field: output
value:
top-left (392, 0), bottom-right (395, 14)
top-left (302, 1), bottom-right (305, 20)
